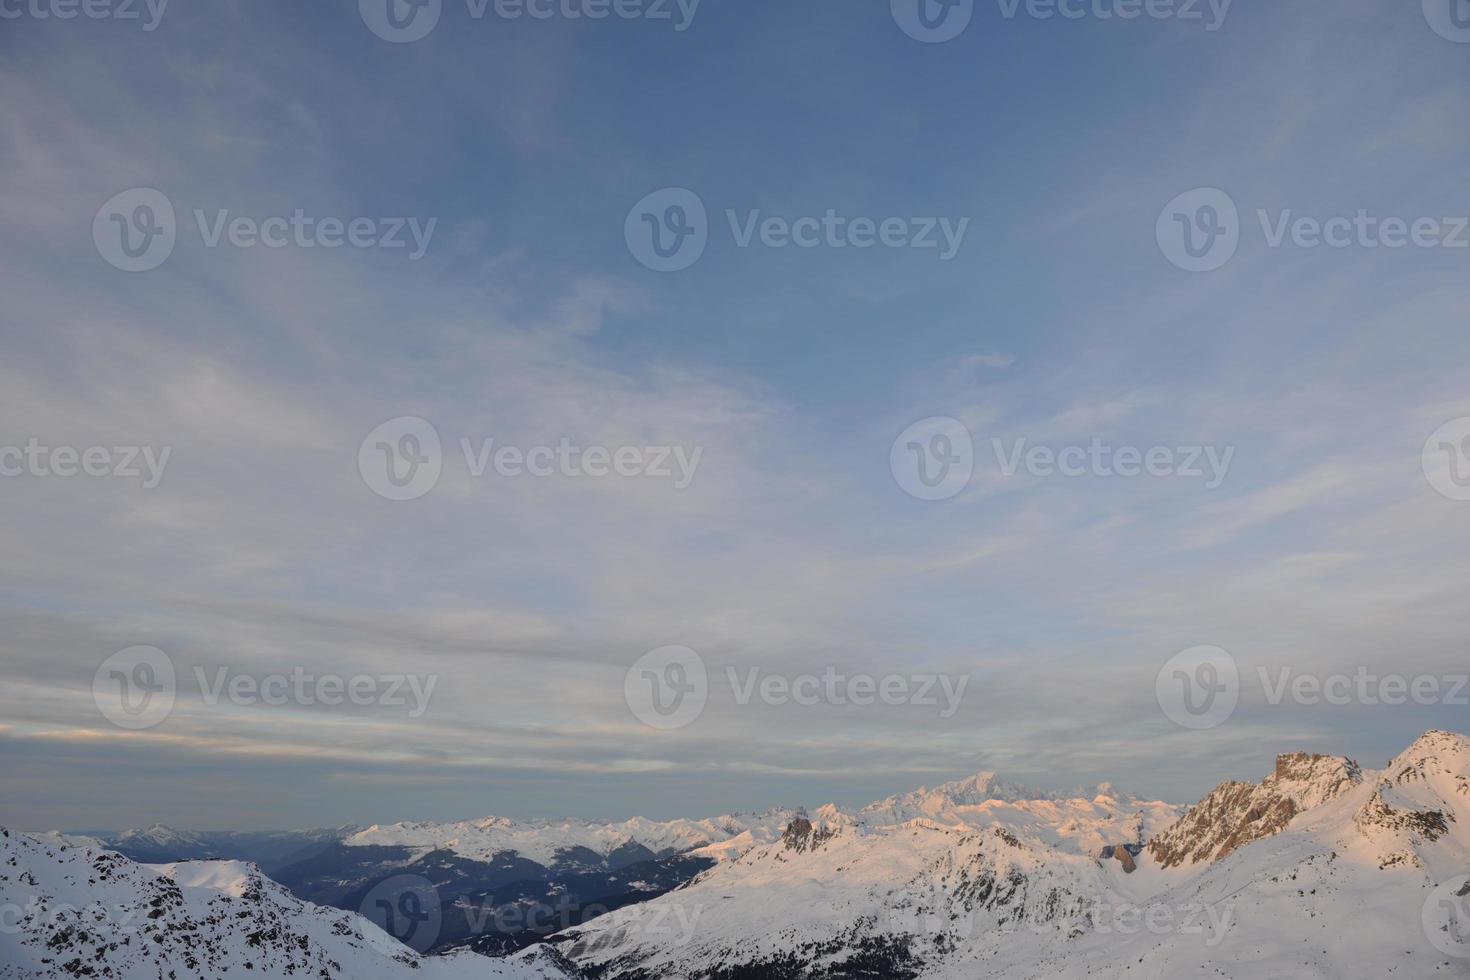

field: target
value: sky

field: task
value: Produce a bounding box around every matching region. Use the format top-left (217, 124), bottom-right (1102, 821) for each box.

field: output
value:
top-left (1, 0), bottom-right (1469, 831)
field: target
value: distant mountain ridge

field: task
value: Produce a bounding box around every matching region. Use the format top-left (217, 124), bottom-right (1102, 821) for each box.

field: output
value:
top-left (25, 732), bottom-right (1468, 978)
top-left (547, 730), bottom-right (1470, 980)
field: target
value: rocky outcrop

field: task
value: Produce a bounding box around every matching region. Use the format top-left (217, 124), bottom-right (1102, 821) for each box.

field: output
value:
top-left (1147, 753), bottom-right (1364, 868)
top-left (781, 818), bottom-right (837, 853)
top-left (1098, 844), bottom-right (1140, 873)
top-left (1351, 731), bottom-right (1467, 863)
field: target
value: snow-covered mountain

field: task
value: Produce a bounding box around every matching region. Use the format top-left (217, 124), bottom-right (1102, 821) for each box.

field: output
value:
top-left (97, 824), bottom-right (357, 871)
top-left (81, 811), bottom-right (802, 957)
top-left (344, 809), bottom-right (798, 868)
top-left (1147, 751), bottom-right (1365, 867)
top-left (13, 731), bottom-right (1466, 979)
top-left (0, 828), bottom-right (573, 980)
top-left (548, 731), bottom-right (1470, 979)
top-left (856, 772), bottom-right (1182, 856)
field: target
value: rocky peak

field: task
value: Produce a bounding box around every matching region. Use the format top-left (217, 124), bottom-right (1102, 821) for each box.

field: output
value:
top-left (1147, 753), bottom-right (1365, 869)
top-left (1350, 731), bottom-right (1469, 863)
top-left (780, 817), bottom-right (836, 854)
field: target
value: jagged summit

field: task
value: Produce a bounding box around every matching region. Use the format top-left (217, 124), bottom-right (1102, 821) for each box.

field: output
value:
top-left (552, 730), bottom-right (1470, 980)
top-left (859, 770), bottom-right (1139, 827)
top-left (1147, 751), bottom-right (1364, 868)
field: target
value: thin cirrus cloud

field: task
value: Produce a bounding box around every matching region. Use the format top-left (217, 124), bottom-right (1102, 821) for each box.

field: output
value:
top-left (1, 0), bottom-right (1469, 830)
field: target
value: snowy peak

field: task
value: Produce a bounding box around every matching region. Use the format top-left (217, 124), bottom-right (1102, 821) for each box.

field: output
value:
top-left (114, 823), bottom-right (205, 848)
top-left (1351, 730), bottom-right (1469, 871)
top-left (345, 810), bottom-right (800, 867)
top-left (858, 770), bottom-right (1137, 828)
top-left (1147, 751), bottom-right (1365, 868)
top-left (0, 828), bottom-right (568, 980)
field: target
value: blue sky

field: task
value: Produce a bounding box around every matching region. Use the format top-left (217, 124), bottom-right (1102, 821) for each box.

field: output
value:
top-left (2, 0), bottom-right (1469, 830)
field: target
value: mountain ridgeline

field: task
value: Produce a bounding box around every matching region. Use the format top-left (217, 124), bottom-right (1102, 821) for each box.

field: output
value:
top-left (8, 730), bottom-right (1466, 979)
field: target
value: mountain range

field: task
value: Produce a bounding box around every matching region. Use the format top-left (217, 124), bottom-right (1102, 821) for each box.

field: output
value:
top-left (5, 730), bottom-right (1467, 979)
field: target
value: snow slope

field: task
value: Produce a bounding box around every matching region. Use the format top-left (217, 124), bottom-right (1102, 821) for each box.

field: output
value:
top-left (548, 731), bottom-right (1470, 979)
top-left (0, 829), bottom-right (572, 980)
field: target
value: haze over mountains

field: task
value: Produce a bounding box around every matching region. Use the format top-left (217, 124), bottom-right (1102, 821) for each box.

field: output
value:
top-left (4, 730), bottom-right (1467, 978)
